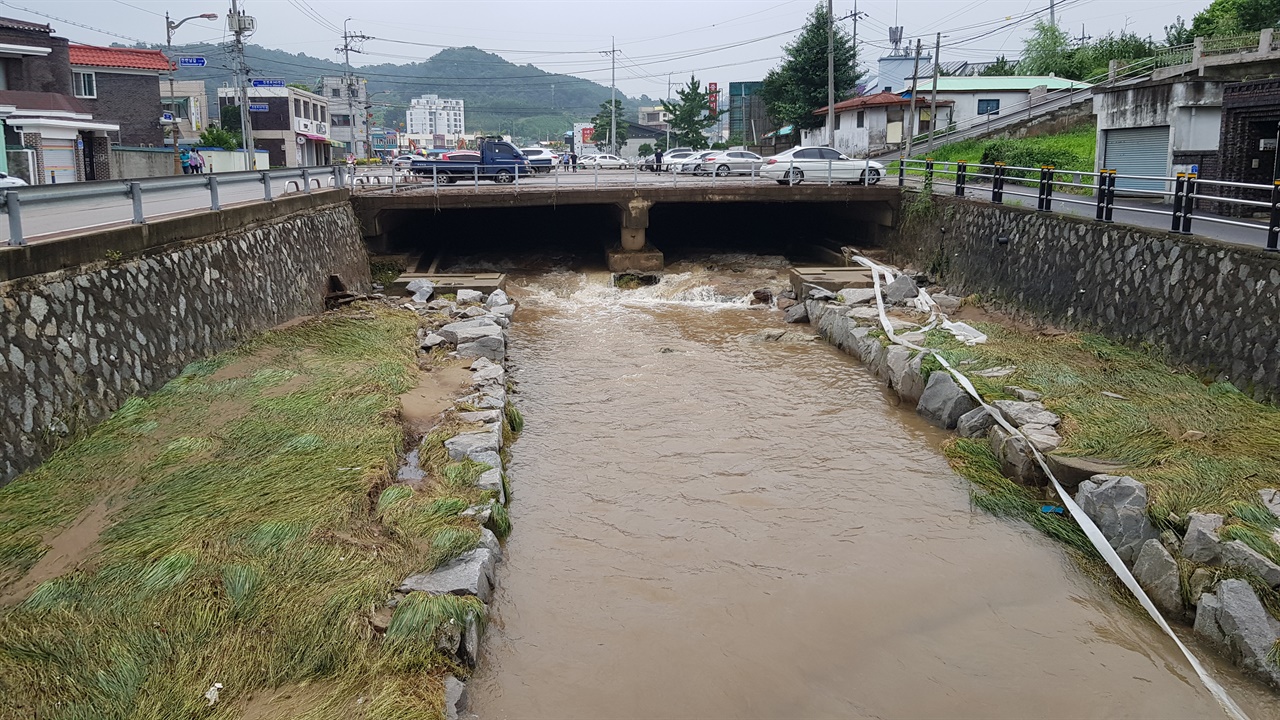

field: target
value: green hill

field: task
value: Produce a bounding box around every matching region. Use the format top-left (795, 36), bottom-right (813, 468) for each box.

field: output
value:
top-left (150, 43), bottom-right (649, 141)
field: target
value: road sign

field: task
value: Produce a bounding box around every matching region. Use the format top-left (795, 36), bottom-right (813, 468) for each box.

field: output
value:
top-left (1191, 164), bottom-right (1199, 174)
top-left (178, 56), bottom-right (206, 67)
top-left (251, 78), bottom-right (285, 88)
top-left (248, 103), bottom-right (269, 112)
top-left (161, 111), bottom-right (175, 122)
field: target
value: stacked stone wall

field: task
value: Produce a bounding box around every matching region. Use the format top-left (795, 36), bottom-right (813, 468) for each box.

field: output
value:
top-left (878, 193), bottom-right (1280, 400)
top-left (0, 200), bottom-right (370, 482)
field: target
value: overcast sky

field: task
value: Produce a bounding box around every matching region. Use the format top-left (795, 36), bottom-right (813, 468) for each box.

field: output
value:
top-left (16, 0), bottom-right (1207, 96)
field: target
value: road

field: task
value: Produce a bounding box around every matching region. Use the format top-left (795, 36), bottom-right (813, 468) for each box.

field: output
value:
top-left (4, 166), bottom-right (1273, 251)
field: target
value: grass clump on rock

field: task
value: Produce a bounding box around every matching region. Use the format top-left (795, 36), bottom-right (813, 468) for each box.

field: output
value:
top-left (0, 304), bottom-right (489, 718)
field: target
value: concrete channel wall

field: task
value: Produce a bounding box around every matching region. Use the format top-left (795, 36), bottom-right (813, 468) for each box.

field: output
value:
top-left (0, 190), bottom-right (370, 483)
top-left (879, 194), bottom-right (1280, 400)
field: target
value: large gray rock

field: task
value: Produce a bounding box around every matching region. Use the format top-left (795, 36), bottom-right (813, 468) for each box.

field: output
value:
top-left (443, 676), bottom-right (468, 720)
top-left (458, 306), bottom-right (488, 319)
top-left (932, 293), bottom-right (962, 314)
top-left (469, 450), bottom-right (503, 470)
top-left (458, 409), bottom-right (501, 425)
top-left (1193, 580), bottom-right (1280, 687)
top-left (456, 289), bottom-right (484, 304)
top-left (1183, 513), bottom-right (1225, 564)
top-left (991, 400), bottom-right (1060, 427)
top-left (1003, 386), bottom-right (1043, 402)
top-left (421, 333), bottom-right (447, 349)
top-left (1074, 475), bottom-right (1158, 566)
top-left (476, 468), bottom-right (506, 505)
top-left (489, 303), bottom-right (516, 319)
top-left (916, 371), bottom-right (978, 430)
top-left (1019, 422), bottom-right (1063, 453)
top-left (956, 407), bottom-right (995, 438)
top-left (437, 318), bottom-right (502, 345)
top-left (837, 288), bottom-right (877, 305)
top-left (1260, 489), bottom-right (1280, 521)
top-left (884, 275), bottom-right (919, 304)
top-left (484, 289), bottom-right (509, 308)
top-left (457, 335), bottom-right (506, 362)
top-left (989, 425), bottom-right (1043, 484)
top-left (783, 303), bottom-right (809, 323)
top-left (1222, 541), bottom-right (1280, 587)
top-left (399, 548), bottom-right (496, 602)
top-left (444, 425), bottom-right (502, 461)
top-left (1133, 538), bottom-right (1183, 616)
top-left (460, 614), bottom-right (483, 667)
top-left (406, 279), bottom-right (435, 302)
top-left (478, 526), bottom-right (502, 558)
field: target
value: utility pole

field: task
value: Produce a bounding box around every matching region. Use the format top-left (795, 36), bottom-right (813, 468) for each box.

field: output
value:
top-left (340, 18), bottom-right (372, 159)
top-left (827, 0), bottom-right (834, 147)
top-left (165, 11), bottom-right (217, 175)
top-left (600, 40), bottom-right (620, 155)
top-left (927, 32), bottom-right (940, 154)
top-left (666, 73), bottom-right (672, 150)
top-left (904, 39), bottom-right (922, 160)
top-left (229, 0), bottom-right (253, 161)
top-left (1049, 0), bottom-right (1056, 25)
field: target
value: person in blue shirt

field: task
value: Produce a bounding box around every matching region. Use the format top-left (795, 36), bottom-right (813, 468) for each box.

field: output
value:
top-left (179, 148), bottom-right (191, 174)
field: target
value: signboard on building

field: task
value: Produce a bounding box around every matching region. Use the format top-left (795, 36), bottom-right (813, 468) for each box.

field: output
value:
top-left (581, 127), bottom-right (595, 144)
top-left (251, 78), bottom-right (285, 88)
top-left (708, 82), bottom-right (719, 114)
top-left (433, 133), bottom-right (445, 148)
top-left (178, 56), bottom-right (206, 67)
top-left (248, 103), bottom-right (269, 112)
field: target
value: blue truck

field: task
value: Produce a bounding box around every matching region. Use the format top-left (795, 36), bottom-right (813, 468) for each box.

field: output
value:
top-left (409, 137), bottom-right (533, 184)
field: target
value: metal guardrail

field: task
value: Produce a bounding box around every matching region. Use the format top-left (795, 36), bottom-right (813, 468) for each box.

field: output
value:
top-left (892, 158), bottom-right (1280, 250)
top-left (1, 165), bottom-right (349, 247)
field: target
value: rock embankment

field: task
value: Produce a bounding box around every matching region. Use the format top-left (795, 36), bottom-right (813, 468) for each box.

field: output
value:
top-left (391, 281), bottom-right (519, 720)
top-left (801, 266), bottom-right (1280, 693)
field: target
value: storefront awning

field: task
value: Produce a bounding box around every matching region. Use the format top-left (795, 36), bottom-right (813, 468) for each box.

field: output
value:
top-left (301, 133), bottom-right (326, 141)
top-left (328, 140), bottom-right (345, 148)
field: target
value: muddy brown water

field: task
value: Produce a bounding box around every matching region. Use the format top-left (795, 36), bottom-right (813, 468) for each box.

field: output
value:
top-left (466, 266), bottom-right (1279, 720)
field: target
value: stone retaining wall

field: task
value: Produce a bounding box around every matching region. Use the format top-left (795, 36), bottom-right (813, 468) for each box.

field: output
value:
top-left (0, 199), bottom-right (370, 482)
top-left (877, 194), bottom-right (1280, 400)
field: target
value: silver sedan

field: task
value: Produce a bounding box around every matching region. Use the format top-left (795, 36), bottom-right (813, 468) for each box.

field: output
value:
top-left (694, 150), bottom-right (765, 177)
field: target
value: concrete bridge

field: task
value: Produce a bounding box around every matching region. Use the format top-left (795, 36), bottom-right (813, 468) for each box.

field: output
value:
top-left (351, 181), bottom-right (901, 273)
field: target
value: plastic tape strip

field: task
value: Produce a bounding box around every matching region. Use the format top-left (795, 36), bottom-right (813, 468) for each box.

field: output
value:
top-left (847, 256), bottom-right (1250, 720)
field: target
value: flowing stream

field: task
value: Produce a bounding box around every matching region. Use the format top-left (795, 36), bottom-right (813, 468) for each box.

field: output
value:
top-left (462, 260), bottom-right (1277, 719)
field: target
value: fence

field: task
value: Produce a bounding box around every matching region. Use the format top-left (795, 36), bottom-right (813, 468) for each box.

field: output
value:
top-left (1, 166), bottom-right (348, 247)
top-left (891, 158), bottom-right (1280, 250)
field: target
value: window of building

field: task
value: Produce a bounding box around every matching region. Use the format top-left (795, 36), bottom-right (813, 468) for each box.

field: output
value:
top-left (305, 101), bottom-right (313, 120)
top-left (73, 70), bottom-right (95, 98)
top-left (331, 88), bottom-right (341, 98)
top-left (294, 98), bottom-right (302, 117)
top-left (318, 106), bottom-right (325, 123)
top-left (834, 114), bottom-right (841, 130)
top-left (331, 114), bottom-right (351, 127)
top-left (977, 98), bottom-right (1000, 115)
top-left (856, 111), bottom-right (865, 128)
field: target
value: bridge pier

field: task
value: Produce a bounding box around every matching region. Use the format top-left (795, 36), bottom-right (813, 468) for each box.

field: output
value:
top-left (608, 198), bottom-right (663, 274)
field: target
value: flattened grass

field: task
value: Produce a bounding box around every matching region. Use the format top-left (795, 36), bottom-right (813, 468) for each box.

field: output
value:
top-left (932, 320), bottom-right (1280, 562)
top-left (0, 305), bottom-right (493, 718)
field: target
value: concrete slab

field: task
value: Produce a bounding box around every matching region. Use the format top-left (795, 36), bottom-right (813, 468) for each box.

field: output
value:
top-left (789, 266), bottom-right (874, 297)
top-left (607, 245), bottom-right (664, 274)
top-left (392, 273), bottom-right (506, 296)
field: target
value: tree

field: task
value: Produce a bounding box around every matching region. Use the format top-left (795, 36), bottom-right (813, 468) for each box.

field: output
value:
top-left (1190, 0), bottom-right (1280, 37)
top-left (220, 104), bottom-right (242, 134)
top-left (637, 143), bottom-right (654, 158)
top-left (1073, 31), bottom-right (1156, 79)
top-left (662, 76), bottom-right (721, 150)
top-left (590, 99), bottom-right (627, 152)
top-left (760, 2), bottom-right (863, 132)
top-left (1017, 20), bottom-right (1077, 77)
top-left (979, 56), bottom-right (1017, 75)
top-left (1165, 16), bottom-right (1195, 45)
top-left (198, 126), bottom-right (241, 150)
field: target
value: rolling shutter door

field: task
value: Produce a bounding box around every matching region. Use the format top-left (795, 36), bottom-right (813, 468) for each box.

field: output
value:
top-left (42, 141), bottom-right (76, 184)
top-left (1103, 126), bottom-right (1169, 193)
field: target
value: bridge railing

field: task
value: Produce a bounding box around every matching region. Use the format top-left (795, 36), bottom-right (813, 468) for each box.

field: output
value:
top-left (1, 166), bottom-right (350, 247)
top-left (891, 158), bottom-right (1280, 250)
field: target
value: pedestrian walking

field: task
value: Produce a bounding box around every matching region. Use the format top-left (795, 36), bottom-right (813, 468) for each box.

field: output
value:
top-left (569, 151), bottom-right (578, 173)
top-left (191, 150), bottom-right (205, 174)
top-left (179, 148), bottom-right (191, 175)
top-left (654, 147), bottom-right (664, 173)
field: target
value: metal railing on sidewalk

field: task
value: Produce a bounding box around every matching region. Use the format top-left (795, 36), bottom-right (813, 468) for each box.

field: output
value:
top-left (2, 165), bottom-right (348, 247)
top-left (891, 158), bottom-right (1280, 250)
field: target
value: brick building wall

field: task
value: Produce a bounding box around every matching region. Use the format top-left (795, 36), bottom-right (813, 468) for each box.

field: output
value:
top-left (76, 71), bottom-right (165, 146)
top-left (1215, 78), bottom-right (1280, 216)
top-left (0, 28), bottom-right (70, 94)
top-left (20, 131), bottom-right (41, 183)
top-left (90, 136), bottom-right (111, 180)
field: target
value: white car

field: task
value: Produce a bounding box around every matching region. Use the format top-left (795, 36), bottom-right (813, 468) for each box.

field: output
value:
top-left (581, 153), bottom-right (629, 169)
top-left (520, 147), bottom-right (560, 173)
top-left (0, 172), bottom-right (28, 187)
top-left (674, 151), bottom-right (718, 174)
top-left (391, 154), bottom-right (420, 169)
top-left (761, 146), bottom-right (884, 185)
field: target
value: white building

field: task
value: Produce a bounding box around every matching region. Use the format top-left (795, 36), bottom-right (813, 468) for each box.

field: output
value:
top-left (320, 75), bottom-right (368, 159)
top-left (907, 76), bottom-right (1088, 129)
top-left (406, 94), bottom-right (465, 146)
top-left (804, 92), bottom-right (954, 157)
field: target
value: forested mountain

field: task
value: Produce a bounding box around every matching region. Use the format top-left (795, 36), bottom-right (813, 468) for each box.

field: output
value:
top-left (146, 42), bottom-right (650, 141)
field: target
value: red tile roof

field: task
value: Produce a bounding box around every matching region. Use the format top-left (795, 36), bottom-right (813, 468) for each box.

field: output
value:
top-left (814, 91), bottom-right (953, 114)
top-left (69, 44), bottom-right (174, 72)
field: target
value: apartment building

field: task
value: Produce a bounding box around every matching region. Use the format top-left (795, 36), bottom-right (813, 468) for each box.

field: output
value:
top-left (218, 84), bottom-right (332, 167)
top-left (320, 75), bottom-right (367, 159)
top-left (405, 94), bottom-right (464, 146)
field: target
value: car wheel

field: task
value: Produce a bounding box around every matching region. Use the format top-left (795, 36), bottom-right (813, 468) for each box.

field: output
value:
top-left (785, 169), bottom-right (803, 184)
top-left (862, 168), bottom-right (881, 185)
top-left (494, 169), bottom-right (514, 184)
top-left (715, 164), bottom-right (731, 177)
top-left (775, 180), bottom-right (788, 185)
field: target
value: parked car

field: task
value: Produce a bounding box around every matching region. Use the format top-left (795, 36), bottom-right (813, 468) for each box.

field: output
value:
top-left (761, 146), bottom-right (884, 184)
top-left (441, 150), bottom-right (481, 162)
top-left (0, 172), bottom-right (28, 188)
top-left (639, 147), bottom-right (694, 171)
top-left (521, 147), bottom-right (560, 173)
top-left (695, 150), bottom-right (766, 176)
top-left (391, 154), bottom-right (420, 169)
top-left (658, 149), bottom-right (698, 171)
top-left (674, 151), bottom-right (719, 174)
top-left (581, 153), bottom-right (629, 169)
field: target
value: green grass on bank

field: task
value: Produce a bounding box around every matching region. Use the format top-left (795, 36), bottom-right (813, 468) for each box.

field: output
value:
top-left (886, 125), bottom-right (1097, 182)
top-left (928, 321), bottom-right (1280, 564)
top-left (0, 305), bottom-right (501, 719)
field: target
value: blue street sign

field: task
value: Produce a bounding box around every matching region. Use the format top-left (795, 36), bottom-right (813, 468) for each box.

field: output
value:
top-left (248, 103), bottom-right (270, 112)
top-left (178, 56), bottom-right (206, 67)
top-left (1191, 164), bottom-right (1199, 175)
top-left (251, 78), bottom-right (285, 88)
top-left (161, 111), bottom-right (174, 122)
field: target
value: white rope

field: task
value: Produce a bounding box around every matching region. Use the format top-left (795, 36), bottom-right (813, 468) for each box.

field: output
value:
top-left (846, 255), bottom-right (1250, 720)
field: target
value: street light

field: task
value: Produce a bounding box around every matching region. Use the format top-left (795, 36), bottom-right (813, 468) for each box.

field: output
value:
top-left (165, 12), bottom-right (218, 175)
